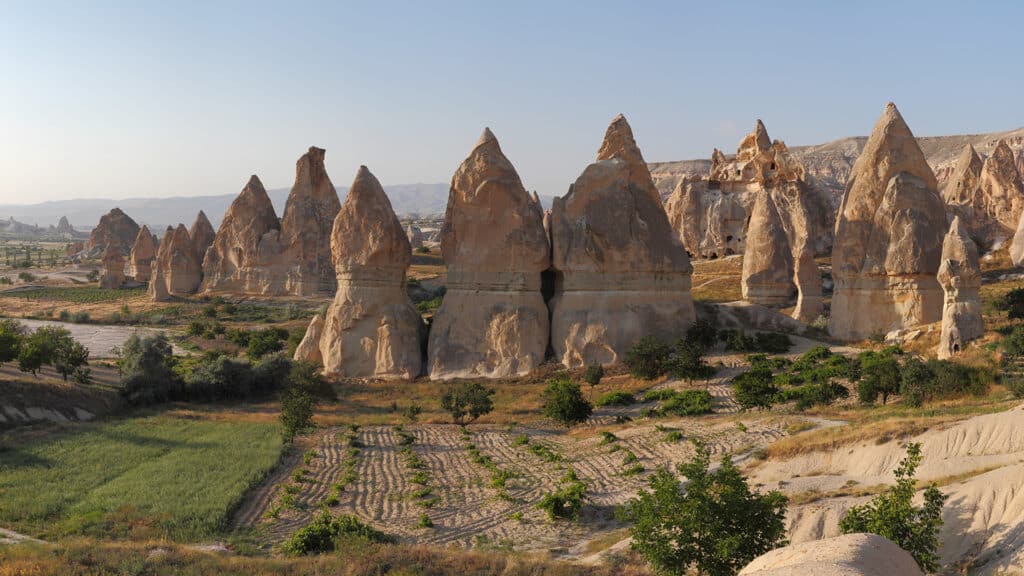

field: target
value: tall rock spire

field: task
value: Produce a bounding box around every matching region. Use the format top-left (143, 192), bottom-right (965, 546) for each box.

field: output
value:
top-left (937, 217), bottom-right (983, 358)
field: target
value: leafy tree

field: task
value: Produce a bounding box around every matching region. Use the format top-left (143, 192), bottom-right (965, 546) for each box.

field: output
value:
top-left (839, 443), bottom-right (947, 572)
top-left (625, 336), bottom-right (672, 380)
top-left (857, 350), bottom-right (901, 405)
top-left (52, 336), bottom-right (90, 381)
top-left (541, 376), bottom-right (592, 426)
top-left (280, 384), bottom-right (315, 441)
top-left (247, 327), bottom-right (287, 359)
top-left (899, 356), bottom-right (933, 407)
top-left (583, 363), bottom-right (604, 399)
top-left (997, 287), bottom-right (1024, 320)
top-left (620, 443), bottom-right (788, 576)
top-left (686, 318), bottom-right (718, 351)
top-left (667, 338), bottom-right (716, 381)
top-left (440, 382), bottom-right (495, 425)
top-left (1002, 325), bottom-right (1024, 358)
top-left (732, 367), bottom-right (779, 410)
top-left (118, 333), bottom-right (179, 404)
top-left (0, 318), bottom-right (26, 366)
top-left (17, 339), bottom-right (47, 375)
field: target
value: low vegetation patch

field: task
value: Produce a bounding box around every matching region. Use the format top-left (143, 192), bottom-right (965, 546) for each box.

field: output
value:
top-left (282, 511), bottom-right (395, 555)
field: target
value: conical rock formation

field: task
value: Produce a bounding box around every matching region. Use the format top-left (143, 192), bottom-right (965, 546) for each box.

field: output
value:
top-left (190, 211), bottom-right (216, 263)
top-left (830, 103), bottom-right (946, 340)
top-left (304, 166), bottom-right (422, 379)
top-left (405, 224), bottom-right (424, 249)
top-left (128, 225), bottom-right (158, 282)
top-left (276, 147), bottom-right (342, 295)
top-left (293, 313), bottom-right (324, 366)
top-left (153, 224), bottom-right (203, 297)
top-left (937, 217), bottom-right (983, 359)
top-left (87, 208), bottom-right (140, 256)
top-left (946, 141), bottom-right (1024, 247)
top-left (427, 128), bottom-right (551, 379)
top-left (742, 191), bottom-right (794, 305)
top-left (99, 240), bottom-right (125, 289)
top-left (549, 115), bottom-right (695, 367)
top-left (201, 175), bottom-right (281, 294)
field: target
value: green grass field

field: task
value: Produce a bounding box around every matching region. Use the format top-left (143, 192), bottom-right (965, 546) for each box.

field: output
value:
top-left (0, 411), bottom-right (283, 541)
top-left (6, 286), bottom-right (147, 303)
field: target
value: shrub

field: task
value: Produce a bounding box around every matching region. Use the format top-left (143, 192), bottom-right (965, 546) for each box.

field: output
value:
top-left (595, 390), bottom-right (636, 406)
top-left (248, 327), bottom-right (288, 359)
top-left (856, 350), bottom-right (901, 405)
top-left (282, 512), bottom-right (394, 555)
top-left (417, 513), bottom-right (433, 528)
top-left (899, 357), bottom-right (933, 407)
top-left (625, 336), bottom-right (672, 380)
top-left (619, 443), bottom-right (788, 576)
top-left (0, 318), bottom-right (26, 366)
top-left (541, 376), bottom-right (593, 426)
top-left (722, 330), bottom-right (792, 354)
top-left (997, 287), bottom-right (1024, 320)
top-left (926, 359), bottom-right (991, 399)
top-left (118, 333), bottom-right (179, 404)
top-left (52, 334), bottom-right (90, 381)
top-left (280, 384), bottom-right (315, 441)
top-left (1007, 378), bottom-right (1024, 399)
top-left (666, 338), bottom-right (716, 381)
top-left (780, 381), bottom-right (849, 410)
top-left (685, 318), bottom-right (718, 351)
top-left (839, 443), bottom-right (946, 572)
top-left (440, 382), bottom-right (495, 425)
top-left (536, 470), bottom-right (587, 520)
top-left (659, 390), bottom-right (713, 416)
top-left (732, 367), bottom-right (779, 410)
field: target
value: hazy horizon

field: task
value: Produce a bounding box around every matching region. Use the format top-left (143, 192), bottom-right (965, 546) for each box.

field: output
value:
top-left (3, 0), bottom-right (1024, 203)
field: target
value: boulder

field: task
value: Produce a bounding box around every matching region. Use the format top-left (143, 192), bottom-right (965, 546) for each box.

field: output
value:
top-left (829, 103), bottom-right (946, 340)
top-left (127, 225), bottom-right (158, 282)
top-left (739, 533), bottom-right (923, 576)
top-left (153, 224), bottom-right (202, 297)
top-left (549, 114), bottom-right (695, 367)
top-left (200, 175), bottom-right (281, 294)
top-left (189, 211), bottom-right (216, 263)
top-left (99, 240), bottom-right (125, 289)
top-left (275, 146), bottom-right (342, 295)
top-left (314, 166), bottom-right (422, 379)
top-left (87, 208), bottom-right (140, 256)
top-left (427, 128), bottom-right (550, 379)
top-left (937, 216), bottom-right (984, 359)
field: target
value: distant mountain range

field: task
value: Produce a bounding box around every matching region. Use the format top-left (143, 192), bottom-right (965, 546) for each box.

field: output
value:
top-left (0, 183), bottom-right (455, 231)
top-left (3, 126), bottom-right (1023, 232)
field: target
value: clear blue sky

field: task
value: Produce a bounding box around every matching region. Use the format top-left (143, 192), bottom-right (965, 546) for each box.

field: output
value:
top-left (2, 0), bottom-right (1022, 203)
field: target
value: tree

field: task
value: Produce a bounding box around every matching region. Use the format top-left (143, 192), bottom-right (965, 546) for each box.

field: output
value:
top-left (280, 384), bottom-right (315, 441)
top-left (839, 443), bottom-right (947, 572)
top-left (17, 339), bottom-right (47, 375)
top-left (52, 337), bottom-right (89, 381)
top-left (732, 367), bottom-right (778, 410)
top-left (667, 338), bottom-right (715, 381)
top-left (857, 350), bottom-right (901, 405)
top-left (899, 356), bottom-right (933, 407)
top-left (583, 363), bottom-right (604, 399)
top-left (0, 318), bottom-right (26, 366)
top-left (625, 336), bottom-right (672, 380)
top-left (440, 382), bottom-right (495, 425)
top-left (685, 318), bottom-right (718, 351)
top-left (118, 333), bottom-right (179, 405)
top-left (620, 443), bottom-right (788, 576)
top-left (997, 287), bottom-right (1024, 320)
top-left (541, 375), bottom-right (592, 426)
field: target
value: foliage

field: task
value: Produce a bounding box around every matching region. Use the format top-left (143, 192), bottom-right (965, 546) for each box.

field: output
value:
top-left (778, 381), bottom-right (849, 410)
top-left (1007, 378), bottom-right (1024, 399)
top-left (51, 333), bottom-right (90, 381)
top-left (118, 333), bottom-right (179, 405)
top-left (282, 511), bottom-right (395, 555)
top-left (583, 363), bottom-right (605, 387)
top-left (625, 336), bottom-right (672, 380)
top-left (536, 470), bottom-right (587, 520)
top-left (541, 376), bottom-right (593, 426)
top-left (722, 330), bottom-right (793, 354)
top-left (856, 349), bottom-right (901, 405)
top-left (0, 412), bottom-right (282, 541)
top-left (440, 382), bottom-right (495, 425)
top-left (7, 286), bottom-right (145, 303)
top-left (996, 287), bottom-right (1024, 320)
top-left (666, 338), bottom-right (716, 381)
top-left (280, 384), bottom-right (315, 441)
top-left (839, 443), bottom-right (947, 572)
top-left (620, 443), bottom-right (788, 576)
top-left (685, 318), bottom-right (718, 351)
top-left (594, 390), bottom-right (636, 406)
top-left (733, 367), bottom-right (779, 410)
top-left (0, 318), bottom-right (26, 365)
top-left (658, 390), bottom-right (713, 416)
top-left (247, 327), bottom-right (288, 359)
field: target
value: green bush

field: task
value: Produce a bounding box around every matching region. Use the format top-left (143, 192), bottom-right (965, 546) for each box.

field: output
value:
top-left (659, 390), bottom-right (713, 416)
top-left (666, 338), bottom-right (716, 381)
top-left (247, 327), bottom-right (288, 359)
top-left (0, 318), bottom-right (27, 366)
top-left (856, 350), bottom-right (901, 405)
top-left (536, 470), bottom-right (587, 520)
top-left (440, 382), bottom-right (495, 425)
top-left (780, 381), bottom-right (849, 410)
top-left (118, 333), bottom-right (179, 404)
top-left (1007, 378), bottom-right (1024, 399)
top-left (625, 336), bottom-right (672, 380)
top-left (541, 376), bottom-right (593, 426)
top-left (282, 512), bottom-right (394, 555)
top-left (722, 330), bottom-right (792, 354)
top-left (595, 390), bottom-right (636, 406)
top-left (996, 287), bottom-right (1024, 320)
top-left (685, 318), bottom-right (718, 351)
top-left (732, 367), bottom-right (779, 410)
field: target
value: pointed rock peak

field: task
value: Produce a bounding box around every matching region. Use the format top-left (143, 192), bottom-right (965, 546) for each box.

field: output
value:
top-left (754, 119), bottom-right (771, 149)
top-left (137, 224), bottom-right (151, 237)
top-left (193, 210), bottom-right (212, 228)
top-left (989, 139), bottom-right (1015, 164)
top-left (347, 165), bottom-right (390, 207)
top-left (957, 143), bottom-right (982, 168)
top-left (597, 114), bottom-right (640, 161)
top-left (174, 223), bottom-right (191, 239)
top-left (942, 214), bottom-right (980, 265)
top-left (303, 146), bottom-right (326, 162)
top-left (246, 174), bottom-right (264, 190)
top-left (477, 127), bottom-right (498, 147)
top-left (875, 101), bottom-right (910, 135)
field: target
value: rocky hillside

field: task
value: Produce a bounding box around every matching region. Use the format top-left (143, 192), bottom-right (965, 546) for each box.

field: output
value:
top-left (649, 127), bottom-right (1024, 204)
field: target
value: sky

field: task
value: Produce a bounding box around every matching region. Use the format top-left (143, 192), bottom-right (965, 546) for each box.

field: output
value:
top-left (2, 0), bottom-right (1023, 203)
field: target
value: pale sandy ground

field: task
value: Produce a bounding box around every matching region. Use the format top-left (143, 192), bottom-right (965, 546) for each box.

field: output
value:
top-left (749, 404), bottom-right (1024, 575)
top-left (14, 318), bottom-right (183, 358)
top-left (739, 533), bottom-right (924, 576)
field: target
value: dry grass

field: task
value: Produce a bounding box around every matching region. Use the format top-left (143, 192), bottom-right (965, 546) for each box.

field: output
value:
top-left (0, 538), bottom-right (653, 576)
top-left (691, 256), bottom-right (744, 302)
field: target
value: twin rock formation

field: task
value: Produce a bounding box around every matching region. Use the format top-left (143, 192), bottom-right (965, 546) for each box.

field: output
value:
top-left (297, 116), bottom-right (696, 379)
top-left (945, 139), bottom-right (1024, 250)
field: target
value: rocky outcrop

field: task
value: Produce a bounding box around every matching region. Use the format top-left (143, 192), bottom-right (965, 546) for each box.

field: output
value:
top-left (202, 149), bottom-right (340, 296)
top-left (303, 166), bottom-right (422, 379)
top-left (830, 103), bottom-right (946, 340)
top-left (275, 147), bottom-right (342, 295)
top-left (200, 175), bottom-right (281, 294)
top-left (937, 217), bottom-right (983, 359)
top-left (739, 533), bottom-right (923, 576)
top-left (99, 241), bottom-right (125, 289)
top-left (405, 224), bottom-right (424, 249)
top-left (56, 216), bottom-right (75, 237)
top-left (87, 208), bottom-right (140, 256)
top-left (127, 225), bottom-right (158, 282)
top-left (293, 313), bottom-right (324, 366)
top-left (666, 121), bottom-right (832, 261)
top-left (427, 128), bottom-right (550, 379)
top-left (189, 211), bottom-right (216, 263)
top-left (741, 191), bottom-right (794, 305)
top-left (152, 224), bottom-right (203, 297)
top-left (549, 115), bottom-right (695, 367)
top-left (944, 141), bottom-right (1024, 248)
